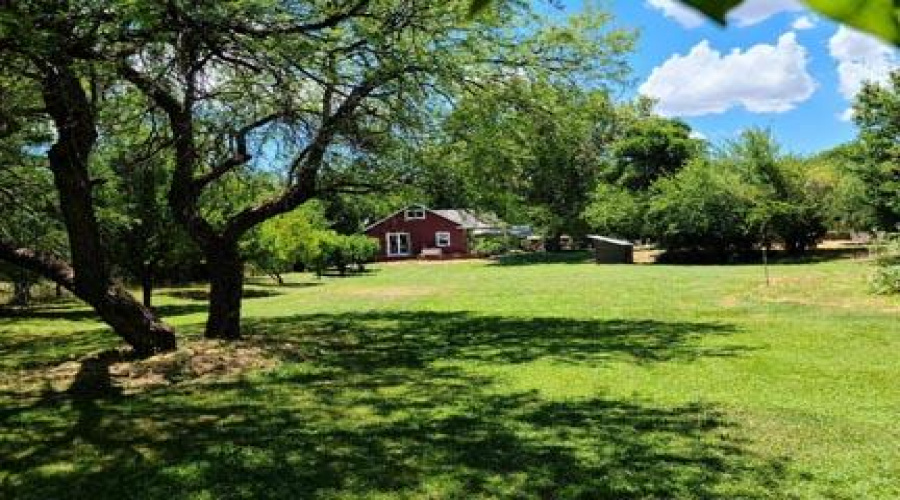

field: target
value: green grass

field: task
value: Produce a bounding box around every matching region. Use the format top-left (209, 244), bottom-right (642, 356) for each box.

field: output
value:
top-left (1, 255), bottom-right (899, 499)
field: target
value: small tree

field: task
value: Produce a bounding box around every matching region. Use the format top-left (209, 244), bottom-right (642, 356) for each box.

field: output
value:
top-left (645, 159), bottom-right (756, 260)
top-left (583, 184), bottom-right (645, 240)
top-left (249, 202), bottom-right (331, 284)
top-left (870, 234), bottom-right (900, 295)
top-left (342, 235), bottom-right (380, 272)
top-left (724, 129), bottom-right (828, 254)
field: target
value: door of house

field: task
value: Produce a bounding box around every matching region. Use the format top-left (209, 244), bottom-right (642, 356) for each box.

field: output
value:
top-left (387, 232), bottom-right (411, 256)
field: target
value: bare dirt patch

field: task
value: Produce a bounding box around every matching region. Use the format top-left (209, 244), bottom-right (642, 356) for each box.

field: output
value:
top-left (11, 340), bottom-right (282, 396)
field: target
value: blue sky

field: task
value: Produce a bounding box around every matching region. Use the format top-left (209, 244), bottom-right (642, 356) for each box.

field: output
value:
top-left (549, 0), bottom-right (899, 154)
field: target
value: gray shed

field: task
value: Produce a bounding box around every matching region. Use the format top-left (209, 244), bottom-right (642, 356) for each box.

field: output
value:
top-left (588, 235), bottom-right (634, 264)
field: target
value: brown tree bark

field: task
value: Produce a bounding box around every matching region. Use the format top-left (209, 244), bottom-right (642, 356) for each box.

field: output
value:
top-left (0, 56), bottom-right (176, 355)
top-left (115, 8), bottom-right (388, 341)
top-left (43, 65), bottom-right (177, 354)
top-left (141, 267), bottom-right (154, 309)
top-left (203, 242), bottom-right (244, 340)
top-left (0, 241), bottom-right (176, 355)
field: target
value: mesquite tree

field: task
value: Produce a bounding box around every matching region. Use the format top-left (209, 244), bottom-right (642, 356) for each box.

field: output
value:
top-left (109, 0), bottom-right (629, 339)
top-left (0, 14), bottom-right (177, 354)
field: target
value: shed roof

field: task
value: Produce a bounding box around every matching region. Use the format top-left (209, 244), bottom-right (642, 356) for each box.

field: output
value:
top-left (588, 235), bottom-right (634, 247)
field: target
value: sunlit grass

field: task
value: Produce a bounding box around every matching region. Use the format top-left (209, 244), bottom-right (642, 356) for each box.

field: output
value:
top-left (1, 255), bottom-right (898, 498)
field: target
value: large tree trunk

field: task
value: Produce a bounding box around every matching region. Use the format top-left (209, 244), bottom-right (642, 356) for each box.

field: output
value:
top-left (0, 60), bottom-right (179, 355)
top-left (0, 242), bottom-right (177, 355)
top-left (93, 286), bottom-right (176, 355)
top-left (141, 266), bottom-right (154, 309)
top-left (204, 243), bottom-right (244, 340)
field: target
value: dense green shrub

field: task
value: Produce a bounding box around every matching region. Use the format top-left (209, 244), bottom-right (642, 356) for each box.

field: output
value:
top-left (248, 202), bottom-right (378, 281)
top-left (471, 235), bottom-right (520, 257)
top-left (870, 234), bottom-right (900, 294)
top-left (582, 184), bottom-right (645, 240)
top-left (645, 159), bottom-right (756, 258)
top-left (321, 234), bottom-right (380, 276)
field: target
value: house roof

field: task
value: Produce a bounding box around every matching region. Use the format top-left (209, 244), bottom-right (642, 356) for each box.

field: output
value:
top-left (364, 205), bottom-right (503, 232)
top-left (430, 209), bottom-right (500, 230)
top-left (588, 235), bottom-right (633, 247)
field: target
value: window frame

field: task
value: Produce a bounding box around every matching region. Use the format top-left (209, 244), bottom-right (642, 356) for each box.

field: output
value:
top-left (386, 232), bottom-right (411, 257)
top-left (404, 208), bottom-right (426, 220)
top-left (435, 231), bottom-right (451, 248)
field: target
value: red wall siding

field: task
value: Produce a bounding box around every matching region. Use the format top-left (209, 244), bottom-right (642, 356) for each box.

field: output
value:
top-left (365, 211), bottom-right (468, 259)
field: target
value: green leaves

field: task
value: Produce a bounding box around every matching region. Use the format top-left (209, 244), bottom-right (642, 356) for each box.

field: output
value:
top-left (805, 0), bottom-right (900, 44)
top-left (684, 0), bottom-right (900, 45)
top-left (679, 0), bottom-right (745, 24)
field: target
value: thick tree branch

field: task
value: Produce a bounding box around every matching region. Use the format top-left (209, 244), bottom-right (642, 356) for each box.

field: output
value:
top-left (0, 239), bottom-right (74, 290)
top-left (189, 112), bottom-right (292, 191)
top-left (118, 62), bottom-right (183, 116)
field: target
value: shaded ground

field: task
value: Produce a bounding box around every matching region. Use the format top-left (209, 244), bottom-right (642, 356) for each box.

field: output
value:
top-left (0, 311), bottom-right (788, 499)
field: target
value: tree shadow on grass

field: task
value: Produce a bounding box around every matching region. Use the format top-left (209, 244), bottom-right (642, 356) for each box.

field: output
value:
top-left (492, 250), bottom-right (594, 266)
top-left (242, 311), bottom-right (753, 366)
top-left (0, 302), bottom-right (208, 323)
top-left (0, 311), bottom-right (798, 499)
top-left (161, 288), bottom-right (285, 301)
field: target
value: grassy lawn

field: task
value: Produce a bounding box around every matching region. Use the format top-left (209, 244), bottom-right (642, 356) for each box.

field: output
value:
top-left (1, 254), bottom-right (899, 499)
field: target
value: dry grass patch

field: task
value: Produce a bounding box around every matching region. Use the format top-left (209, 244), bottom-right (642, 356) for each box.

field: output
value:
top-left (7, 340), bottom-right (282, 396)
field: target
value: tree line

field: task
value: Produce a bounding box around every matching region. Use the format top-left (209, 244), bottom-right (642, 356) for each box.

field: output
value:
top-left (396, 76), bottom-right (899, 263)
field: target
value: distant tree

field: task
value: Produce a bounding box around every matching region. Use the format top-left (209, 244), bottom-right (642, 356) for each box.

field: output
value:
top-left (852, 71), bottom-right (900, 231)
top-left (93, 100), bottom-right (202, 308)
top-left (604, 100), bottom-right (702, 191)
top-left (249, 201), bottom-right (330, 284)
top-left (0, 165), bottom-right (65, 306)
top-left (583, 184), bottom-right (645, 240)
top-left (723, 129), bottom-right (828, 254)
top-left (810, 143), bottom-right (880, 232)
top-left (645, 159), bottom-right (756, 258)
top-left (443, 81), bottom-right (626, 250)
top-left (0, 85), bottom-right (62, 306)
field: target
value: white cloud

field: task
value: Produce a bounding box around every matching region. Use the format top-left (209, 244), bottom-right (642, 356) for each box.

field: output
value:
top-left (729, 0), bottom-right (804, 27)
top-left (829, 26), bottom-right (898, 100)
top-left (791, 15), bottom-right (816, 30)
top-left (645, 0), bottom-right (705, 29)
top-left (639, 32), bottom-right (817, 117)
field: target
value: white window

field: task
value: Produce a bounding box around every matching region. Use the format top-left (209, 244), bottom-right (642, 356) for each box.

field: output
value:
top-left (405, 208), bottom-right (426, 220)
top-left (435, 231), bottom-right (451, 247)
top-left (386, 232), bottom-right (411, 257)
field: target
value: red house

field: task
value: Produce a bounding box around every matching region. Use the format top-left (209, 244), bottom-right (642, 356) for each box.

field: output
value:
top-left (364, 205), bottom-right (500, 260)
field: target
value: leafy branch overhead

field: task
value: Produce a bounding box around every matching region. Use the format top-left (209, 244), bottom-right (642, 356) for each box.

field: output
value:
top-left (472, 0), bottom-right (900, 46)
top-left (686, 0), bottom-right (900, 44)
